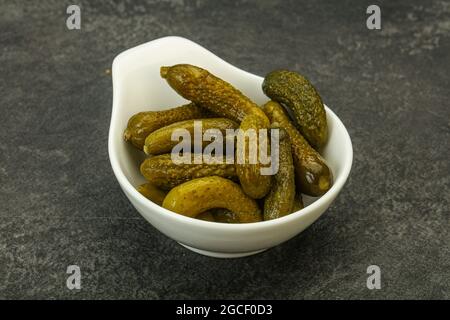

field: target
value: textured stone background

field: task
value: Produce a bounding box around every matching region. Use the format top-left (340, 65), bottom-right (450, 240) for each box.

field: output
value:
top-left (0, 0), bottom-right (449, 299)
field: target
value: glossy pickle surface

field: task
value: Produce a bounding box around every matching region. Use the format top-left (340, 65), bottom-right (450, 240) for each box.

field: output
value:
top-left (262, 101), bottom-right (332, 197)
top-left (263, 70), bottom-right (328, 149)
top-left (162, 176), bottom-right (262, 223)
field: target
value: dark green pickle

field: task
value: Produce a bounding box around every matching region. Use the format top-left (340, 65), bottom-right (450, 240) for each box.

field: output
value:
top-left (140, 154), bottom-right (237, 190)
top-left (263, 101), bottom-right (333, 197)
top-left (263, 70), bottom-right (328, 149)
top-left (143, 118), bottom-right (238, 155)
top-left (263, 127), bottom-right (296, 220)
top-left (124, 103), bottom-right (213, 149)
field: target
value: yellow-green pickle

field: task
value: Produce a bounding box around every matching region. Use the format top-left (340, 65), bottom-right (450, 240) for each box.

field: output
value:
top-left (160, 64), bottom-right (269, 125)
top-left (140, 154), bottom-right (237, 190)
top-left (136, 183), bottom-right (167, 206)
top-left (236, 114), bottom-right (272, 199)
top-left (124, 103), bottom-right (213, 149)
top-left (263, 127), bottom-right (296, 220)
top-left (263, 70), bottom-right (328, 149)
top-left (162, 176), bottom-right (262, 223)
top-left (262, 101), bottom-right (333, 197)
top-left (143, 118), bottom-right (238, 155)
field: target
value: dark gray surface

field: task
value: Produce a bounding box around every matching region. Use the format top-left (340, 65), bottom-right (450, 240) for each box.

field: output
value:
top-left (0, 0), bottom-right (449, 299)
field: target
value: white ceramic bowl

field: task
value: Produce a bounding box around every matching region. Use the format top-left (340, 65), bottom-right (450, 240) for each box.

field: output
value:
top-left (108, 36), bottom-right (353, 258)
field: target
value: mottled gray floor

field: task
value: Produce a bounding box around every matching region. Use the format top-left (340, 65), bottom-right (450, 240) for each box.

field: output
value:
top-left (0, 0), bottom-right (449, 299)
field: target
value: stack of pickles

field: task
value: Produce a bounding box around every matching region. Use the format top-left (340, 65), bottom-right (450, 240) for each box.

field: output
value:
top-left (124, 64), bottom-right (332, 223)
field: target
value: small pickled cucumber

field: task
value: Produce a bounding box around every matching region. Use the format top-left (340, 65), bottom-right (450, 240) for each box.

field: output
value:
top-left (143, 118), bottom-right (238, 155)
top-left (262, 101), bottom-right (333, 197)
top-left (263, 127), bottom-right (295, 220)
top-left (162, 176), bottom-right (262, 223)
top-left (140, 154), bottom-right (237, 190)
top-left (124, 103), bottom-right (213, 149)
top-left (236, 114), bottom-right (272, 199)
top-left (262, 70), bottom-right (328, 149)
top-left (136, 183), bottom-right (167, 205)
top-left (160, 64), bottom-right (268, 125)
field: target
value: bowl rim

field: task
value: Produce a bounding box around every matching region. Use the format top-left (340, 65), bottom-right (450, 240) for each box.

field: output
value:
top-left (108, 36), bottom-right (353, 231)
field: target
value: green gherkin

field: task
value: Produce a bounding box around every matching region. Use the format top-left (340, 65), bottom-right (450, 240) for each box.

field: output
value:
top-left (162, 176), bottom-right (262, 223)
top-left (236, 114), bottom-right (272, 199)
top-left (124, 103), bottom-right (213, 150)
top-left (140, 154), bottom-right (237, 190)
top-left (143, 118), bottom-right (238, 155)
top-left (263, 127), bottom-right (296, 220)
top-left (262, 70), bottom-right (328, 149)
top-left (136, 183), bottom-right (167, 206)
top-left (160, 64), bottom-right (269, 126)
top-left (262, 101), bottom-right (332, 197)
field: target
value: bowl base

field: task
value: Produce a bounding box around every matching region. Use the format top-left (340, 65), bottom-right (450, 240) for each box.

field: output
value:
top-left (178, 243), bottom-right (267, 258)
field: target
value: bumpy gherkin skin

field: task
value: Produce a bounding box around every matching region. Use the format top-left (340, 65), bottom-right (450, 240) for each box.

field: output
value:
top-left (136, 183), bottom-right (167, 206)
top-left (236, 114), bottom-right (272, 199)
top-left (140, 154), bottom-right (237, 190)
top-left (262, 70), bottom-right (328, 149)
top-left (143, 118), bottom-right (238, 155)
top-left (263, 128), bottom-right (296, 220)
top-left (160, 64), bottom-right (269, 125)
top-left (162, 176), bottom-right (262, 223)
top-left (124, 103), bottom-right (213, 149)
top-left (262, 101), bottom-right (333, 197)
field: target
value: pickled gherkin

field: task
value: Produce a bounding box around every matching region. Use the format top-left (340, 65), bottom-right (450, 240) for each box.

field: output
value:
top-left (262, 101), bottom-right (332, 197)
top-left (263, 127), bottom-right (296, 220)
top-left (137, 183), bottom-right (167, 206)
top-left (124, 103), bottom-right (213, 149)
top-left (263, 70), bottom-right (328, 149)
top-left (143, 118), bottom-right (238, 155)
top-left (140, 154), bottom-right (237, 190)
top-left (160, 64), bottom-right (269, 125)
top-left (162, 176), bottom-right (262, 223)
top-left (236, 114), bottom-right (272, 199)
